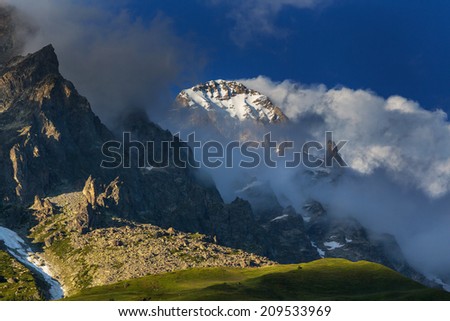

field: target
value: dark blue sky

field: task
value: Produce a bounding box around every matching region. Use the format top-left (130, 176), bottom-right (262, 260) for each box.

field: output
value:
top-left (122, 0), bottom-right (450, 113)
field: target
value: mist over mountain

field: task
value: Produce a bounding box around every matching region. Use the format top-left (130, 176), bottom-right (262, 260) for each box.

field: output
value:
top-left (0, 4), bottom-right (34, 63)
top-left (169, 78), bottom-right (450, 288)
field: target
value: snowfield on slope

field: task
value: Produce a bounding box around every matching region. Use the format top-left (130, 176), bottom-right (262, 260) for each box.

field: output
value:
top-left (0, 226), bottom-right (64, 300)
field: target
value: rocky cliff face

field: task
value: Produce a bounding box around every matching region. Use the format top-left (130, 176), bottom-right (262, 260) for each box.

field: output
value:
top-left (0, 45), bottom-right (113, 223)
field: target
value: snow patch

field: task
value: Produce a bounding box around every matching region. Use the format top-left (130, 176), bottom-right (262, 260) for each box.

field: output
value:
top-left (0, 226), bottom-right (64, 300)
top-left (302, 215), bottom-right (311, 223)
top-left (345, 237), bottom-right (353, 243)
top-left (323, 241), bottom-right (345, 250)
top-left (235, 180), bottom-right (264, 193)
top-left (311, 241), bottom-right (325, 258)
top-left (270, 214), bottom-right (289, 222)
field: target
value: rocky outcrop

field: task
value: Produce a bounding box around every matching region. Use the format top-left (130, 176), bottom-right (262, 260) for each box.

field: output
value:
top-left (30, 196), bottom-right (54, 221)
top-left (29, 194), bottom-right (274, 295)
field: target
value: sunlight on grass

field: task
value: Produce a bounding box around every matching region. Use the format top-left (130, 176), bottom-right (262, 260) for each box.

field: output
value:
top-left (65, 259), bottom-right (450, 301)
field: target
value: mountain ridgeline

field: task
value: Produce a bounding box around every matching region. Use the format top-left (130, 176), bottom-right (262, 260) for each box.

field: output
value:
top-left (0, 45), bottom-right (439, 297)
top-left (172, 79), bottom-right (288, 140)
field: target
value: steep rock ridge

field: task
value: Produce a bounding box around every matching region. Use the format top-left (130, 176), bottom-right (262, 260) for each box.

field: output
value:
top-left (0, 45), bottom-right (113, 209)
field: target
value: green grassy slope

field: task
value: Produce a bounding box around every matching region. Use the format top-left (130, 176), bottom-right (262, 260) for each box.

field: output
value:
top-left (0, 250), bottom-right (41, 301)
top-left (66, 258), bottom-right (450, 301)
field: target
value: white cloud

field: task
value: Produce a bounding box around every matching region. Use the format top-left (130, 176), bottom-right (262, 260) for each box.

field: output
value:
top-left (240, 76), bottom-right (450, 199)
top-left (209, 0), bottom-right (330, 45)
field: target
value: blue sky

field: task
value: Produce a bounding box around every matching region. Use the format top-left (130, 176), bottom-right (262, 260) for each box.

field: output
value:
top-left (121, 0), bottom-right (450, 113)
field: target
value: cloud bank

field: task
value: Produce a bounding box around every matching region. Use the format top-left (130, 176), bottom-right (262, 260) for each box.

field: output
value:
top-left (240, 76), bottom-right (450, 199)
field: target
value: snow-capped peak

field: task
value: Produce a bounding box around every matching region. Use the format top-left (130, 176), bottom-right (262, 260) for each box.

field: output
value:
top-left (176, 80), bottom-right (287, 124)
